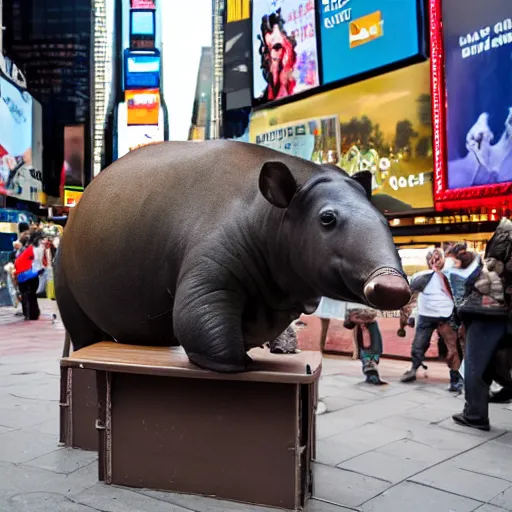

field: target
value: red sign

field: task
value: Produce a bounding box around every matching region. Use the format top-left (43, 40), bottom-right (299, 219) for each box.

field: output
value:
top-left (131, 0), bottom-right (155, 8)
top-left (430, 0), bottom-right (512, 211)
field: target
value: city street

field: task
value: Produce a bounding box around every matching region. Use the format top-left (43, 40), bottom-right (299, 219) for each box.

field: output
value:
top-left (0, 301), bottom-right (511, 512)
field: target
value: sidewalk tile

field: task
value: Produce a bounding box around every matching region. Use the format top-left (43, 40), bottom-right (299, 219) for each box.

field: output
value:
top-left (0, 429), bottom-right (59, 464)
top-left (338, 450), bottom-right (428, 484)
top-left (410, 463), bottom-right (511, 502)
top-left (141, 488), bottom-right (286, 511)
top-left (404, 424), bottom-right (487, 452)
top-left (25, 447), bottom-right (98, 474)
top-left (9, 492), bottom-right (98, 512)
top-left (376, 439), bottom-right (455, 465)
top-left (474, 505), bottom-right (509, 512)
top-left (449, 441), bottom-right (512, 483)
top-left (74, 484), bottom-right (196, 512)
top-left (436, 418), bottom-right (506, 439)
top-left (324, 422), bottom-right (409, 456)
top-left (315, 438), bottom-right (366, 467)
top-left (0, 460), bottom-right (97, 500)
top-left (360, 481), bottom-right (480, 512)
top-left (490, 485), bottom-right (512, 509)
top-left (313, 463), bottom-right (389, 508)
top-left (306, 499), bottom-right (358, 511)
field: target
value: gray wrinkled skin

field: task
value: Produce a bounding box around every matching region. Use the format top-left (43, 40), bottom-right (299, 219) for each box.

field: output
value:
top-left (55, 140), bottom-right (408, 373)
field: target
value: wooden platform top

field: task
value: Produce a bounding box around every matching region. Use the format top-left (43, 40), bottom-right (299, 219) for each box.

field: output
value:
top-left (61, 342), bottom-right (322, 384)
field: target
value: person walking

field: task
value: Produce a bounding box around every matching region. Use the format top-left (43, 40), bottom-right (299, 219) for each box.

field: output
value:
top-left (400, 248), bottom-right (462, 390)
top-left (453, 219), bottom-right (512, 431)
top-left (14, 230), bottom-right (43, 320)
top-left (344, 306), bottom-right (385, 385)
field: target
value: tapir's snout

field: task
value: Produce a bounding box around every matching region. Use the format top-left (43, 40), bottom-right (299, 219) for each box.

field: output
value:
top-left (363, 269), bottom-right (411, 311)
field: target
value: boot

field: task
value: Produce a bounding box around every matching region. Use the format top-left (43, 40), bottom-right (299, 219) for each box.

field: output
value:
top-left (447, 370), bottom-right (464, 393)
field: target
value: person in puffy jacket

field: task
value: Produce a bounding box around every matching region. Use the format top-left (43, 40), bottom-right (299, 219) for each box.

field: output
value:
top-left (452, 219), bottom-right (512, 431)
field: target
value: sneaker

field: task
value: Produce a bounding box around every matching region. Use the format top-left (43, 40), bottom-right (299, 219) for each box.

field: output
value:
top-left (400, 369), bottom-right (417, 383)
top-left (452, 412), bottom-right (490, 431)
top-left (489, 388), bottom-right (512, 404)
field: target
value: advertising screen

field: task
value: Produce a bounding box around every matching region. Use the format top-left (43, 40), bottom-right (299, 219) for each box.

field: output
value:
top-left (442, 1), bottom-right (512, 191)
top-left (63, 125), bottom-right (85, 188)
top-left (252, 0), bottom-right (320, 105)
top-left (124, 51), bottom-right (161, 89)
top-left (320, 0), bottom-right (422, 85)
top-left (250, 61), bottom-right (433, 213)
top-left (0, 75), bottom-right (43, 203)
top-left (254, 116), bottom-right (339, 162)
top-left (131, 10), bottom-right (155, 35)
top-left (125, 89), bottom-right (160, 125)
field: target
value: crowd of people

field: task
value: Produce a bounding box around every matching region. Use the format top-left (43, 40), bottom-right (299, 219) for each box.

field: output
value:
top-left (337, 219), bottom-right (512, 431)
top-left (4, 220), bottom-right (60, 320)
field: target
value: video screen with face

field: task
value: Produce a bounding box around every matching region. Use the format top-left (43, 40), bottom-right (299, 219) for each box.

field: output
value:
top-left (442, 0), bottom-right (512, 189)
top-left (252, 0), bottom-right (320, 106)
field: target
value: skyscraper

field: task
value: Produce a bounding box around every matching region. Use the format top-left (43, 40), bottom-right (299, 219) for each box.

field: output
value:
top-left (188, 47), bottom-right (213, 141)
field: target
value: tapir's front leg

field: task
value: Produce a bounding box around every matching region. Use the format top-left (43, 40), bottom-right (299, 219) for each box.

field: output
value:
top-left (173, 260), bottom-right (250, 373)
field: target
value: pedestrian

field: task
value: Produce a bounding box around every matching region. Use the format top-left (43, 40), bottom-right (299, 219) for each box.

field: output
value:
top-left (400, 248), bottom-right (462, 390)
top-left (453, 219), bottom-right (512, 431)
top-left (344, 306), bottom-right (385, 385)
top-left (14, 230), bottom-right (43, 320)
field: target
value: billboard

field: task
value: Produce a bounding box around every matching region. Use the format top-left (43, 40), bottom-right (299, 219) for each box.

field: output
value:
top-left (124, 51), bottom-right (161, 90)
top-left (126, 89), bottom-right (160, 125)
top-left (320, 0), bottom-right (423, 85)
top-left (250, 61), bottom-right (434, 214)
top-left (130, 9), bottom-right (156, 49)
top-left (252, 0), bottom-right (320, 105)
top-left (431, 0), bottom-right (512, 210)
top-left (0, 74), bottom-right (43, 203)
top-left (254, 116), bottom-right (340, 162)
top-left (63, 125), bottom-right (85, 188)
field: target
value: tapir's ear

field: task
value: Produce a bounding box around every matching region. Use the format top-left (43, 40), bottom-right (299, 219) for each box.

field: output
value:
top-left (351, 171), bottom-right (372, 200)
top-left (259, 161), bottom-right (298, 208)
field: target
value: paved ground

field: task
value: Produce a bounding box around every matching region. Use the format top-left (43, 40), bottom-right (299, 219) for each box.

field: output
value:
top-left (0, 301), bottom-right (511, 512)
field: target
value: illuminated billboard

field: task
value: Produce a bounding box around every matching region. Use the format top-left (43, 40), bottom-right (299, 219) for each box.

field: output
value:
top-left (0, 74), bottom-right (43, 203)
top-left (430, 0), bottom-right (512, 210)
top-left (320, 0), bottom-right (424, 85)
top-left (252, 0), bottom-right (320, 105)
top-left (125, 89), bottom-right (160, 125)
top-left (130, 9), bottom-right (156, 49)
top-left (251, 61), bottom-right (434, 214)
top-left (124, 50), bottom-right (161, 89)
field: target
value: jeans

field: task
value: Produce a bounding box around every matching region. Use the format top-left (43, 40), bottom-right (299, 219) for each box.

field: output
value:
top-left (463, 317), bottom-right (508, 421)
top-left (357, 321), bottom-right (383, 374)
top-left (411, 315), bottom-right (460, 371)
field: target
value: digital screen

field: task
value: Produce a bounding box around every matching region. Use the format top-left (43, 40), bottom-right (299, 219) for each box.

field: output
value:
top-left (63, 125), bottom-right (85, 188)
top-left (250, 61), bottom-right (434, 214)
top-left (320, 0), bottom-right (421, 85)
top-left (252, 0), bottom-right (320, 105)
top-left (131, 10), bottom-right (155, 36)
top-left (0, 74), bottom-right (42, 203)
top-left (125, 89), bottom-right (160, 126)
top-left (443, 0), bottom-right (512, 190)
top-left (124, 52), bottom-right (161, 89)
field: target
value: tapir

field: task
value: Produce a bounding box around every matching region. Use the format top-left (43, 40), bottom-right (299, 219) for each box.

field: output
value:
top-left (55, 140), bottom-right (410, 372)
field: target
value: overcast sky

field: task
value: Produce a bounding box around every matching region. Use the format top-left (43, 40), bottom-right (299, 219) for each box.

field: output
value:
top-left (161, 1), bottom-right (212, 140)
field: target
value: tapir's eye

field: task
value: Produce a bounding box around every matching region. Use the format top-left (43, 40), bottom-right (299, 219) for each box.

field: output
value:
top-left (319, 210), bottom-right (337, 229)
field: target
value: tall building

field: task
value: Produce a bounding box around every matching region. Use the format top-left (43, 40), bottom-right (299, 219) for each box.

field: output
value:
top-left (188, 47), bottom-right (213, 141)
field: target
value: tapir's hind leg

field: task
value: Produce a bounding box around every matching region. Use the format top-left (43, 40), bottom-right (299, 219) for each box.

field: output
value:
top-left (54, 250), bottom-right (108, 351)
